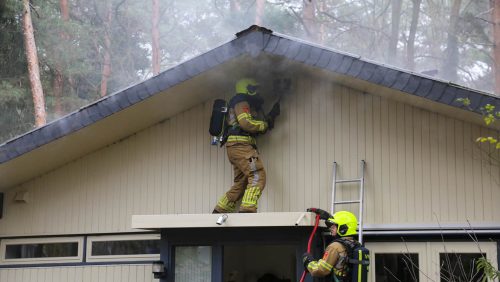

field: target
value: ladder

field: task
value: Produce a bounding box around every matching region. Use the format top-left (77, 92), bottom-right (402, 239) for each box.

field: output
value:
top-left (330, 160), bottom-right (366, 244)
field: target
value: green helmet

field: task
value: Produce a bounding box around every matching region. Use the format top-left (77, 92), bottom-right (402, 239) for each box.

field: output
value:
top-left (235, 78), bottom-right (259, 96)
top-left (326, 211), bottom-right (358, 237)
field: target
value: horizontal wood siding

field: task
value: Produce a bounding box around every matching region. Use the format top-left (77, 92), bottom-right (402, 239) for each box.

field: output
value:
top-left (0, 265), bottom-right (154, 282)
top-left (1, 74), bottom-right (499, 236)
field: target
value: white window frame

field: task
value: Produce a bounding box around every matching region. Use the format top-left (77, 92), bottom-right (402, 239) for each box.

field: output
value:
top-left (86, 234), bottom-right (160, 262)
top-left (366, 242), bottom-right (429, 282)
top-left (0, 237), bottom-right (83, 265)
top-left (428, 241), bottom-right (497, 281)
top-left (366, 241), bottom-right (498, 282)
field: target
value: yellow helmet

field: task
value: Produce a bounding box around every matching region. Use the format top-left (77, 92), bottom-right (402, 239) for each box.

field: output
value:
top-left (326, 211), bottom-right (358, 237)
top-left (235, 78), bottom-right (259, 95)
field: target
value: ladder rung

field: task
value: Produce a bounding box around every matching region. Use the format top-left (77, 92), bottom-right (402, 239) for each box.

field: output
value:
top-left (336, 179), bottom-right (362, 184)
top-left (334, 200), bottom-right (361, 205)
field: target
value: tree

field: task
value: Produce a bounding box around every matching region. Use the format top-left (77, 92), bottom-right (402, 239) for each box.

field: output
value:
top-left (52, 0), bottom-right (70, 116)
top-left (22, 0), bottom-right (46, 126)
top-left (152, 0), bottom-right (160, 75)
top-left (442, 0), bottom-right (462, 81)
top-left (492, 0), bottom-right (500, 94)
top-left (388, 0), bottom-right (402, 65)
top-left (302, 0), bottom-right (317, 42)
top-left (100, 0), bottom-right (113, 97)
top-left (255, 0), bottom-right (265, 25)
top-left (406, 0), bottom-right (421, 70)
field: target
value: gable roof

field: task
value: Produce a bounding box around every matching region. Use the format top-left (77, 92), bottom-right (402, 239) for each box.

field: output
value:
top-left (0, 25), bottom-right (498, 190)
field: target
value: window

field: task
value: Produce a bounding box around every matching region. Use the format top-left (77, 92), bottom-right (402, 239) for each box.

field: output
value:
top-left (175, 246), bottom-right (212, 282)
top-left (366, 241), bottom-right (497, 282)
top-left (439, 253), bottom-right (485, 282)
top-left (86, 234), bottom-right (160, 262)
top-left (375, 253), bottom-right (419, 282)
top-left (0, 237), bottom-right (83, 264)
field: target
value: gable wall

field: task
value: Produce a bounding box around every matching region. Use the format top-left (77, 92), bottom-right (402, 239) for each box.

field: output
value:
top-left (1, 74), bottom-right (499, 236)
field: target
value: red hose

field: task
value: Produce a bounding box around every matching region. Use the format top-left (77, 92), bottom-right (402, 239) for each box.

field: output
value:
top-left (299, 214), bottom-right (321, 282)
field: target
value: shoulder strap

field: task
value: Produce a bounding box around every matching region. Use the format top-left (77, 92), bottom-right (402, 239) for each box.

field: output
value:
top-left (228, 94), bottom-right (248, 108)
top-left (333, 238), bottom-right (360, 256)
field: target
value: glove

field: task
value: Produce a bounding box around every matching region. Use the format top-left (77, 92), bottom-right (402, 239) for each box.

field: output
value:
top-left (306, 208), bottom-right (332, 220)
top-left (302, 252), bottom-right (314, 271)
top-left (266, 116), bottom-right (275, 130)
top-left (267, 102), bottom-right (280, 119)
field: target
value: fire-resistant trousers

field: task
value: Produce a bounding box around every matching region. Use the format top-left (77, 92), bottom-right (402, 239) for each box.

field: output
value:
top-left (214, 143), bottom-right (266, 213)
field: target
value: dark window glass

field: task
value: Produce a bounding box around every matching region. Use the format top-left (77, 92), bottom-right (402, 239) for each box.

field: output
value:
top-left (5, 242), bottom-right (79, 259)
top-left (440, 253), bottom-right (485, 282)
top-left (375, 253), bottom-right (419, 282)
top-left (91, 240), bottom-right (160, 256)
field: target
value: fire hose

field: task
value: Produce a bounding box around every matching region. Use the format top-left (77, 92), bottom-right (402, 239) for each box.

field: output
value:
top-left (299, 213), bottom-right (320, 282)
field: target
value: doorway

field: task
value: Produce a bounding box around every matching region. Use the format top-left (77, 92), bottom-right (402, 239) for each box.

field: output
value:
top-left (223, 244), bottom-right (296, 282)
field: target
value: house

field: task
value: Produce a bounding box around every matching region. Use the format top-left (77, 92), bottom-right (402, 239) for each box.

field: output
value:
top-left (0, 25), bottom-right (499, 281)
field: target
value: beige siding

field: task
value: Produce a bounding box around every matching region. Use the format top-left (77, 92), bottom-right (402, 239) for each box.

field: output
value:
top-left (1, 74), bottom-right (499, 236)
top-left (0, 265), bottom-right (154, 282)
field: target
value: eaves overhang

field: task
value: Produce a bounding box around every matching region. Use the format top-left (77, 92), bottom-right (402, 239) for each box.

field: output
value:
top-left (1, 25), bottom-right (499, 190)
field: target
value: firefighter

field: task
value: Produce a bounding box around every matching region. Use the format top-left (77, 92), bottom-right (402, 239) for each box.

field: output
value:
top-left (302, 211), bottom-right (359, 281)
top-left (212, 78), bottom-right (280, 213)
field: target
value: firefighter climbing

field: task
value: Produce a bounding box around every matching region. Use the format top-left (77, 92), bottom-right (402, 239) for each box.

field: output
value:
top-left (302, 210), bottom-right (370, 282)
top-left (212, 78), bottom-right (280, 213)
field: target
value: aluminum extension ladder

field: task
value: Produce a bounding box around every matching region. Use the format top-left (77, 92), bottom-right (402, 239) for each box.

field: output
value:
top-left (330, 160), bottom-right (366, 244)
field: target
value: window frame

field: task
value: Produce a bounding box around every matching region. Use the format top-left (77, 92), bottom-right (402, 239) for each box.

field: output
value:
top-left (0, 237), bottom-right (83, 265)
top-left (366, 242), bottom-right (428, 282)
top-left (86, 234), bottom-right (160, 262)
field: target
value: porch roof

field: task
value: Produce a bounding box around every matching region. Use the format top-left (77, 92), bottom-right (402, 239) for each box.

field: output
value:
top-left (131, 212), bottom-right (324, 229)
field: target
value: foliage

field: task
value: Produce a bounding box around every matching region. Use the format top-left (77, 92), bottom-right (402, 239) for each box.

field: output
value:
top-left (457, 97), bottom-right (500, 150)
top-left (477, 257), bottom-right (500, 282)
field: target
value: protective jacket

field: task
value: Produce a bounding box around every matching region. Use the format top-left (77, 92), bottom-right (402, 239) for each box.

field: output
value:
top-left (226, 94), bottom-right (268, 145)
top-left (307, 237), bottom-right (357, 281)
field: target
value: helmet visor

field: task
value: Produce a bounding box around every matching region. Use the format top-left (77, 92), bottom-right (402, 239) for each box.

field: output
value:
top-left (246, 84), bottom-right (259, 94)
top-left (325, 218), bottom-right (336, 228)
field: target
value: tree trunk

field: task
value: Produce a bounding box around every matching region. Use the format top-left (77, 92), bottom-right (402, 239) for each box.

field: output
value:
top-left (255, 0), bottom-right (265, 25)
top-left (302, 0), bottom-right (317, 42)
top-left (230, 0), bottom-right (241, 12)
top-left (100, 1), bottom-right (112, 97)
top-left (318, 0), bottom-right (327, 44)
top-left (152, 0), bottom-right (160, 75)
top-left (60, 0), bottom-right (69, 21)
top-left (388, 0), bottom-right (402, 65)
top-left (492, 0), bottom-right (500, 95)
top-left (442, 0), bottom-right (462, 82)
top-left (53, 0), bottom-right (70, 116)
top-left (22, 0), bottom-right (46, 126)
top-left (406, 0), bottom-right (421, 70)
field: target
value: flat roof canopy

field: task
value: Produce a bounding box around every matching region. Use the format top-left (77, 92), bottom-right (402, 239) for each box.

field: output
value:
top-left (132, 212), bottom-right (324, 230)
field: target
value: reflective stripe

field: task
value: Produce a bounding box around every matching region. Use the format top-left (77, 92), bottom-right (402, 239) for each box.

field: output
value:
top-left (217, 195), bottom-right (236, 212)
top-left (358, 249), bottom-right (362, 282)
top-left (237, 112), bottom-right (252, 121)
top-left (308, 261), bottom-right (319, 271)
top-left (227, 135), bottom-right (256, 144)
top-left (318, 259), bottom-right (333, 271)
top-left (334, 269), bottom-right (347, 276)
top-left (249, 158), bottom-right (259, 186)
top-left (237, 113), bottom-right (266, 131)
top-left (246, 119), bottom-right (266, 131)
top-left (241, 186), bottom-right (261, 208)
